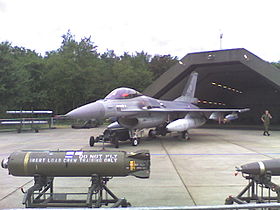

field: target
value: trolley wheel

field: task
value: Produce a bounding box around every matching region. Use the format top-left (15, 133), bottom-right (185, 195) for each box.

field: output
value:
top-left (89, 136), bottom-right (95, 147)
top-left (225, 197), bottom-right (234, 205)
top-left (122, 202), bottom-right (131, 207)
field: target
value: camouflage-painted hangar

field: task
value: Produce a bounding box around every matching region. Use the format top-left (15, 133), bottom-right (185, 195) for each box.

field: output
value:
top-left (143, 48), bottom-right (280, 124)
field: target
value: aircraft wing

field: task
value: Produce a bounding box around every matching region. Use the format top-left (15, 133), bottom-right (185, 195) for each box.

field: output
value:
top-left (121, 108), bottom-right (250, 113)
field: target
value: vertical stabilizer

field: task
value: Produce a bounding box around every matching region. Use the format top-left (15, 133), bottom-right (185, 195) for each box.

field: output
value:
top-left (174, 71), bottom-right (198, 103)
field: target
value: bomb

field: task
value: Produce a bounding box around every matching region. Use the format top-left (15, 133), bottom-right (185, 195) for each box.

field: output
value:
top-left (236, 159), bottom-right (280, 176)
top-left (2, 150), bottom-right (150, 178)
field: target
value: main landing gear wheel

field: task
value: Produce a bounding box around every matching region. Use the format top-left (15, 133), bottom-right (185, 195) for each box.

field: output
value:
top-left (89, 136), bottom-right (95, 147)
top-left (182, 132), bottom-right (190, 140)
top-left (148, 129), bottom-right (157, 138)
top-left (112, 137), bottom-right (119, 148)
top-left (132, 138), bottom-right (139, 146)
top-left (114, 141), bottom-right (119, 148)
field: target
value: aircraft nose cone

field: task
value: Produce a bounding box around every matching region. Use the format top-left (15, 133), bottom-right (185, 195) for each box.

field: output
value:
top-left (66, 101), bottom-right (105, 120)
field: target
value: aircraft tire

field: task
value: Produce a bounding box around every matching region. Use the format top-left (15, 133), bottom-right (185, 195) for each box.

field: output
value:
top-left (160, 130), bottom-right (167, 136)
top-left (132, 138), bottom-right (139, 146)
top-left (89, 136), bottom-right (95, 147)
top-left (113, 138), bottom-right (119, 148)
top-left (148, 129), bottom-right (156, 138)
top-left (182, 132), bottom-right (190, 140)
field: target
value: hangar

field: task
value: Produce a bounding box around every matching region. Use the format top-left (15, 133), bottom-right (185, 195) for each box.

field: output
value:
top-left (143, 48), bottom-right (280, 124)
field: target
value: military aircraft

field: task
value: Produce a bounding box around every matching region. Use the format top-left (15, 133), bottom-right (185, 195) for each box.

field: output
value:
top-left (66, 72), bottom-right (249, 146)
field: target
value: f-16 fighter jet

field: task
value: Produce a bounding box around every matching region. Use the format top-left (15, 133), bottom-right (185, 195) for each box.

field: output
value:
top-left (66, 72), bottom-right (249, 146)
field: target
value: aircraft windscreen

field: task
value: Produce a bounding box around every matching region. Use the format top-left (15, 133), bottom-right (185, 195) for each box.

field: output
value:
top-left (105, 88), bottom-right (142, 99)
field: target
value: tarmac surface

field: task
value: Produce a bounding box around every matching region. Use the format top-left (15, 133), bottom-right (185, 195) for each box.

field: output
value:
top-left (1, 126), bottom-right (280, 208)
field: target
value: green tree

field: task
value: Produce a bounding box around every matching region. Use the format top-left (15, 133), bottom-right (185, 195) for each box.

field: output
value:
top-left (149, 54), bottom-right (178, 79)
top-left (111, 52), bottom-right (153, 92)
top-left (272, 61), bottom-right (280, 70)
top-left (0, 31), bottom-right (179, 117)
top-left (15, 49), bottom-right (47, 109)
top-left (44, 31), bottom-right (102, 113)
top-left (0, 42), bottom-right (45, 114)
top-left (0, 42), bottom-right (19, 113)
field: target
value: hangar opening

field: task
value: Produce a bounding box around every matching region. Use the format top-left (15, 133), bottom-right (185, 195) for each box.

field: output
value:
top-left (143, 48), bottom-right (280, 125)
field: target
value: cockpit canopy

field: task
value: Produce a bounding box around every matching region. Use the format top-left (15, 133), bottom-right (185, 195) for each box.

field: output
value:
top-left (105, 87), bottom-right (143, 100)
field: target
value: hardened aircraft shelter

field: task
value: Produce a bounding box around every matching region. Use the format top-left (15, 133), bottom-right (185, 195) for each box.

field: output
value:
top-left (143, 48), bottom-right (280, 124)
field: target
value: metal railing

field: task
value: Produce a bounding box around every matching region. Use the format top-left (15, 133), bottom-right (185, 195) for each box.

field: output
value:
top-left (0, 110), bottom-right (54, 132)
top-left (121, 203), bottom-right (280, 209)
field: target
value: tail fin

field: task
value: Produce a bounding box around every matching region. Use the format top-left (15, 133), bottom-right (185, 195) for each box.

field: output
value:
top-left (174, 71), bottom-right (198, 103)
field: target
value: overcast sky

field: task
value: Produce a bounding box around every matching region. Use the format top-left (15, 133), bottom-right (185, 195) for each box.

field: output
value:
top-left (0, 0), bottom-right (279, 62)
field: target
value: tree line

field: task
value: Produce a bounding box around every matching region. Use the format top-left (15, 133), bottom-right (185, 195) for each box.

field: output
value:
top-left (1, 31), bottom-right (279, 117)
top-left (0, 31), bottom-right (178, 117)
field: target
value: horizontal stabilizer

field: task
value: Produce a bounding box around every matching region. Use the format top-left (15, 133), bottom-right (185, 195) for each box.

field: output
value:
top-left (120, 108), bottom-right (250, 113)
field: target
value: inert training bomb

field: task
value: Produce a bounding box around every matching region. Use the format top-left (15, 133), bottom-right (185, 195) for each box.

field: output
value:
top-left (236, 159), bottom-right (280, 176)
top-left (1, 150), bottom-right (150, 178)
